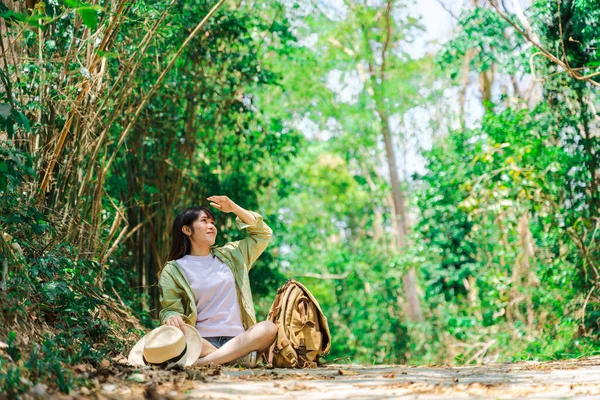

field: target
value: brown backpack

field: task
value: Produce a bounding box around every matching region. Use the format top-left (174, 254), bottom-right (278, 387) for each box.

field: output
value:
top-left (264, 279), bottom-right (331, 368)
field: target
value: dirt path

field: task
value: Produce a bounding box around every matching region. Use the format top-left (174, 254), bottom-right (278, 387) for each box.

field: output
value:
top-left (70, 357), bottom-right (600, 399)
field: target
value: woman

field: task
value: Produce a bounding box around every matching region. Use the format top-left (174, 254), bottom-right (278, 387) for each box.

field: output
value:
top-left (159, 195), bottom-right (277, 367)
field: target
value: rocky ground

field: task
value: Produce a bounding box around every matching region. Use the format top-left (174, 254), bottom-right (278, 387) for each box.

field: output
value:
top-left (35, 356), bottom-right (600, 399)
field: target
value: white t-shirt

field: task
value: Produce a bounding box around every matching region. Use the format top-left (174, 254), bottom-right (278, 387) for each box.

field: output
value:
top-left (175, 254), bottom-right (245, 338)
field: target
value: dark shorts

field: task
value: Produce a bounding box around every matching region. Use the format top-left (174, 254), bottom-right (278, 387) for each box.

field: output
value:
top-left (205, 336), bottom-right (235, 349)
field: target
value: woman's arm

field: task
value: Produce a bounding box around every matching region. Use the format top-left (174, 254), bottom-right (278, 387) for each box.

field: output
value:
top-left (158, 267), bottom-right (189, 329)
top-left (208, 196), bottom-right (272, 270)
top-left (208, 196), bottom-right (256, 225)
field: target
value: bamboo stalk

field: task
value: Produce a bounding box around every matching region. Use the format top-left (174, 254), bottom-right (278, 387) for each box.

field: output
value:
top-left (37, 16), bottom-right (44, 125)
top-left (101, 0), bottom-right (228, 176)
top-left (38, 0), bottom-right (132, 197)
top-left (77, 0), bottom-right (177, 199)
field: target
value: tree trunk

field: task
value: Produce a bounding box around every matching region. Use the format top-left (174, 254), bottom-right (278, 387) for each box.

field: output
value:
top-left (379, 110), bottom-right (408, 246)
top-left (378, 115), bottom-right (422, 321)
top-left (361, 1), bottom-right (424, 321)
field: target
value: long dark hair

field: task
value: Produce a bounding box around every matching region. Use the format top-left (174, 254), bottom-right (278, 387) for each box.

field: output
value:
top-left (167, 206), bottom-right (215, 262)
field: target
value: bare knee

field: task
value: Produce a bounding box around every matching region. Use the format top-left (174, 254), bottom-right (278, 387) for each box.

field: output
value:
top-left (264, 321), bottom-right (277, 339)
top-left (253, 321), bottom-right (276, 344)
top-left (255, 321), bottom-right (277, 351)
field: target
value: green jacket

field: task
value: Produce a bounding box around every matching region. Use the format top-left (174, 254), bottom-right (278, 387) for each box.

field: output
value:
top-left (158, 210), bottom-right (272, 330)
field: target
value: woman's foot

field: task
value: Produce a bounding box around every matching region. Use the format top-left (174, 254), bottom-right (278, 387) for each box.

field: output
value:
top-left (194, 357), bottom-right (210, 367)
top-left (229, 351), bottom-right (258, 368)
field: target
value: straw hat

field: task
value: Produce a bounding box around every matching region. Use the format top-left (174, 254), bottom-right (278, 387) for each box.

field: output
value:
top-left (128, 324), bottom-right (202, 367)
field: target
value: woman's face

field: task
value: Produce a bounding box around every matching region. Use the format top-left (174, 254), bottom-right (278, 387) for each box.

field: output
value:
top-left (186, 211), bottom-right (217, 246)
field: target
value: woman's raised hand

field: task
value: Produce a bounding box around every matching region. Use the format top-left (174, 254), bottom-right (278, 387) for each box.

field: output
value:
top-left (207, 196), bottom-right (237, 213)
top-left (165, 315), bottom-right (186, 332)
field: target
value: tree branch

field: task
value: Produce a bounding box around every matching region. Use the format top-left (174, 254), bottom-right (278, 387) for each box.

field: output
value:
top-left (299, 271), bottom-right (350, 280)
top-left (487, 0), bottom-right (600, 87)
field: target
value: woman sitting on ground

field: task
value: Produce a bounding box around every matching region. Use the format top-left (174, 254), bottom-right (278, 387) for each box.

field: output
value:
top-left (159, 196), bottom-right (277, 367)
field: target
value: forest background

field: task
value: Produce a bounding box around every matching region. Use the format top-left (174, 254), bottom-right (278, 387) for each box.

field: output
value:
top-left (1, 0), bottom-right (599, 395)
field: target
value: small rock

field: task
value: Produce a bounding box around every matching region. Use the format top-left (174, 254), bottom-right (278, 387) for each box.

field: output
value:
top-left (29, 383), bottom-right (49, 400)
top-left (102, 383), bottom-right (117, 393)
top-left (127, 373), bottom-right (146, 383)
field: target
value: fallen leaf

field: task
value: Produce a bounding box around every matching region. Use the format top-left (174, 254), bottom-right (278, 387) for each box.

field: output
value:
top-left (338, 369), bottom-right (358, 376)
top-left (101, 359), bottom-right (111, 368)
top-left (205, 367), bottom-right (221, 376)
top-left (74, 364), bottom-right (90, 373)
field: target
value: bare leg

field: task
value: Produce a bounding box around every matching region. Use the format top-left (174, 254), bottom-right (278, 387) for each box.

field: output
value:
top-left (195, 321), bottom-right (276, 366)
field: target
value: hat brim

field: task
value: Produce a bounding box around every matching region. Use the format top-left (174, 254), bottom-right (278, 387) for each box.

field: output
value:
top-left (128, 324), bottom-right (202, 367)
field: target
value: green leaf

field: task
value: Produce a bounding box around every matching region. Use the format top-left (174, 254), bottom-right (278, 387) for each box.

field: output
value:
top-left (0, 103), bottom-right (11, 120)
top-left (77, 7), bottom-right (99, 30)
top-left (0, 10), bottom-right (27, 24)
top-left (4, 118), bottom-right (14, 137)
top-left (96, 50), bottom-right (119, 59)
top-left (25, 13), bottom-right (53, 28)
top-left (14, 111), bottom-right (31, 132)
top-left (64, 0), bottom-right (85, 7)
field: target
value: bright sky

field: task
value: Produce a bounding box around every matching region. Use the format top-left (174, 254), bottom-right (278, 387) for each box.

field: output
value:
top-left (410, 0), bottom-right (455, 56)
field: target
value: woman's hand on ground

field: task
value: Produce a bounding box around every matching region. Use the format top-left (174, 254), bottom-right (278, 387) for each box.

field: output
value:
top-left (207, 196), bottom-right (237, 213)
top-left (165, 315), bottom-right (186, 332)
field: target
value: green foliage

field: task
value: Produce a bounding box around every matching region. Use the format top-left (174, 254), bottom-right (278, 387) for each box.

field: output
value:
top-left (0, 332), bottom-right (86, 396)
top-left (0, 145), bottom-right (34, 193)
top-left (63, 0), bottom-right (102, 30)
top-left (410, 0), bottom-right (600, 362)
top-left (0, 102), bottom-right (31, 138)
top-left (0, 146), bottom-right (138, 395)
top-left (438, 7), bottom-right (526, 78)
top-left (531, 0), bottom-right (600, 85)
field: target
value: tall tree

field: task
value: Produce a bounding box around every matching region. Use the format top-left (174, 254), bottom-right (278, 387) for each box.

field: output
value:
top-left (313, 0), bottom-right (433, 320)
